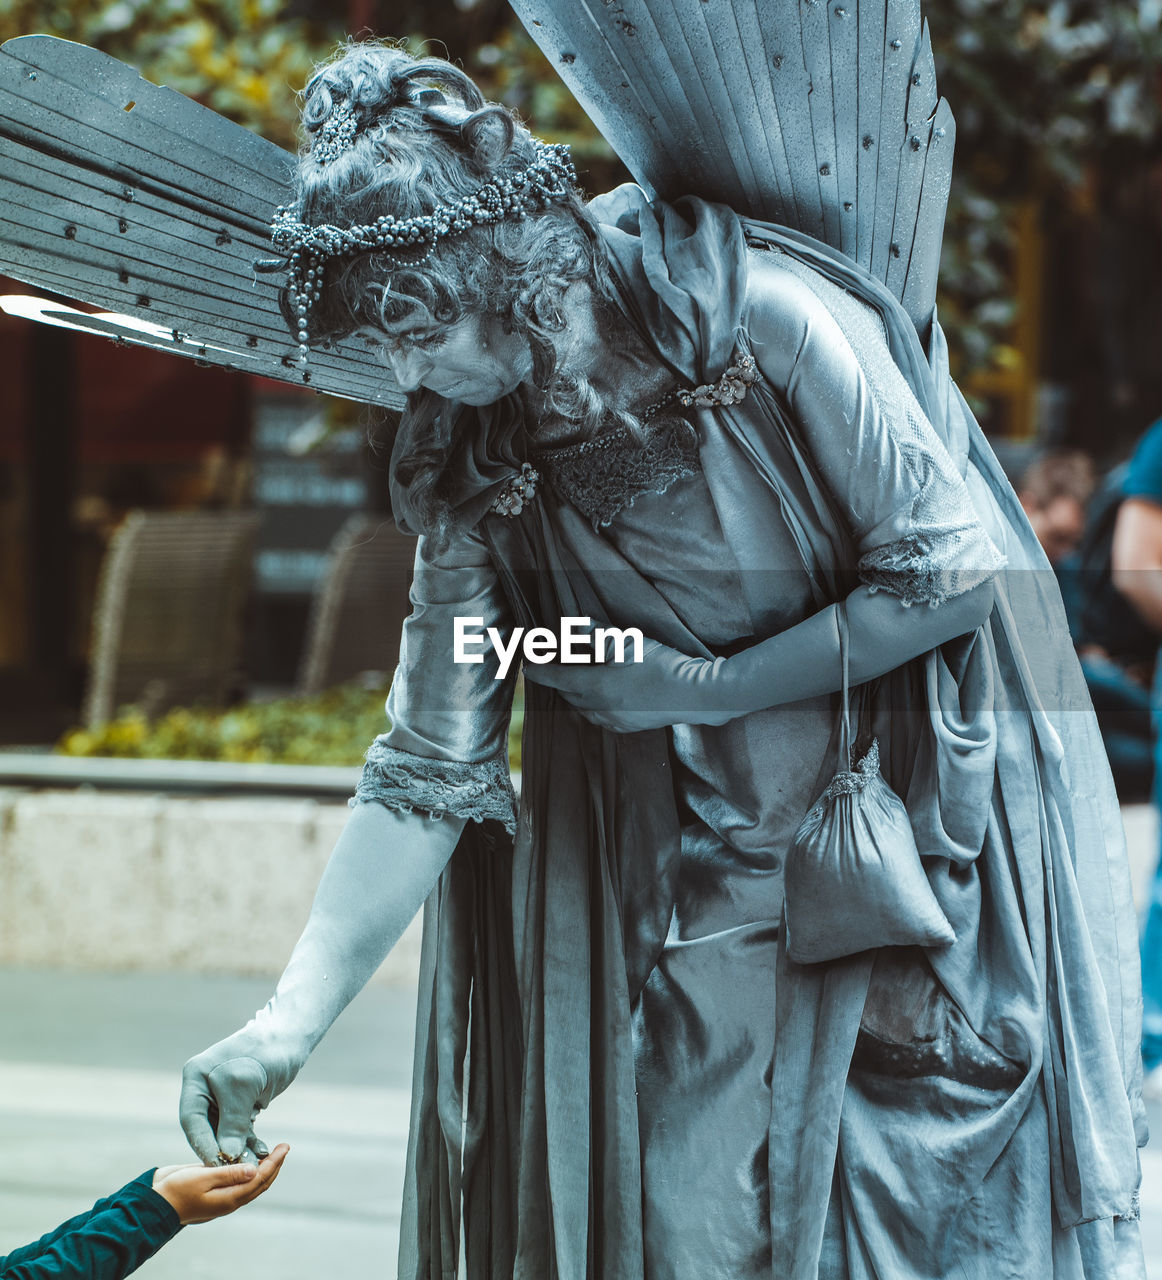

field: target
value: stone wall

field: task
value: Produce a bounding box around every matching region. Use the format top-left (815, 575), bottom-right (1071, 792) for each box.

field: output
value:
top-left (0, 788), bottom-right (422, 985)
top-left (0, 786), bottom-right (1154, 984)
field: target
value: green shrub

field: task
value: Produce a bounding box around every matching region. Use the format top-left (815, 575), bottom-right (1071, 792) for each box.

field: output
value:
top-left (57, 678), bottom-right (526, 772)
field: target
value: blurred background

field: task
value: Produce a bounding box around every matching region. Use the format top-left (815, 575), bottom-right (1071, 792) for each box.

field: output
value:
top-left (0, 0), bottom-right (1161, 1274)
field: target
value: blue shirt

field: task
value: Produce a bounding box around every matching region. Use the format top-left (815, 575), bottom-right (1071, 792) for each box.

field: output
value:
top-left (1124, 416), bottom-right (1162, 506)
top-left (1072, 419), bottom-right (1162, 662)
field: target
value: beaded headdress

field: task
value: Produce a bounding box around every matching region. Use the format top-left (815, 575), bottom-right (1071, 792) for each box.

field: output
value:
top-left (261, 89), bottom-right (577, 367)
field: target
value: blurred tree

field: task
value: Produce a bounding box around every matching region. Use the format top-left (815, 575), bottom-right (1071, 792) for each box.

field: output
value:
top-left (931, 1), bottom-right (1162, 389)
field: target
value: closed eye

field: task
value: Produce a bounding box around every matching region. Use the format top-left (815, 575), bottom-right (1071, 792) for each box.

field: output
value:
top-left (390, 329), bottom-right (447, 354)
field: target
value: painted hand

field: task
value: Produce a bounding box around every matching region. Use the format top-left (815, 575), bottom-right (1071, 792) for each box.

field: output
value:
top-left (179, 1021), bottom-right (306, 1166)
top-left (523, 638), bottom-right (736, 732)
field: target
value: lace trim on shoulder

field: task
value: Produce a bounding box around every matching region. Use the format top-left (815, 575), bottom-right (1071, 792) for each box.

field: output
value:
top-left (534, 415), bottom-right (700, 528)
top-left (349, 738), bottom-right (516, 836)
top-left (859, 531), bottom-right (1006, 608)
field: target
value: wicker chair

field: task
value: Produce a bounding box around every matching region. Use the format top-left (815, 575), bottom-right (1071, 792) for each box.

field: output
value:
top-left (83, 509), bottom-right (260, 727)
top-left (296, 514), bottom-right (415, 696)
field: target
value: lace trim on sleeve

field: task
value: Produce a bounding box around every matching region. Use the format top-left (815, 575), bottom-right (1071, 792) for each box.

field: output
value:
top-left (349, 738), bottom-right (516, 835)
top-left (858, 530), bottom-right (1006, 608)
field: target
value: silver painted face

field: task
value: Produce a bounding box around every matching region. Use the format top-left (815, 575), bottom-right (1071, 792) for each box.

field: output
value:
top-left (379, 313), bottom-right (532, 405)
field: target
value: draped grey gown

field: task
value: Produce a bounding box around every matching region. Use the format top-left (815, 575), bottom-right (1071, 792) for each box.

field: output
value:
top-left (352, 187), bottom-right (1146, 1280)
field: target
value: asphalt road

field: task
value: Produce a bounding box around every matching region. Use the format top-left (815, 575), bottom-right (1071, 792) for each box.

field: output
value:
top-left (2, 808), bottom-right (1162, 1277)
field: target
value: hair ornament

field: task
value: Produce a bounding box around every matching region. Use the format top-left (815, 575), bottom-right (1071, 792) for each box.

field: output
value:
top-left (311, 97), bottom-right (360, 165)
top-left (309, 83), bottom-right (450, 166)
top-left (265, 139), bottom-right (577, 368)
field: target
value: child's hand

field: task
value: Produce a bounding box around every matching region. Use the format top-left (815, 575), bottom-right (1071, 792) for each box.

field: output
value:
top-left (152, 1144), bottom-right (290, 1225)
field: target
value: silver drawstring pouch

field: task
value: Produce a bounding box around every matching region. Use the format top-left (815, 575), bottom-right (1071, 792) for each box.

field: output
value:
top-left (785, 606), bottom-right (956, 965)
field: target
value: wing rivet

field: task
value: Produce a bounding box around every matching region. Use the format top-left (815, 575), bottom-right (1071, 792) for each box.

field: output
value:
top-left (560, 52), bottom-right (576, 64)
top-left (819, 163), bottom-right (830, 176)
top-left (862, 134), bottom-right (874, 149)
top-left (772, 54), bottom-right (784, 69)
top-left (118, 219), bottom-right (128, 233)
top-left (843, 202), bottom-right (853, 211)
top-left (911, 72), bottom-right (921, 86)
top-left (934, 128), bottom-right (946, 140)
top-left (63, 225), bottom-right (77, 240)
top-left (890, 243), bottom-right (901, 258)
top-left (909, 135), bottom-right (921, 151)
top-left (27, 71), bottom-right (36, 81)
top-left (890, 38), bottom-right (902, 50)
top-left (835, 6), bottom-right (848, 16)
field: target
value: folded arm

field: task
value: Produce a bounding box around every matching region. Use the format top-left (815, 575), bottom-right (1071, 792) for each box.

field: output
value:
top-left (724, 257), bottom-right (1000, 709)
top-left (530, 254), bottom-right (1001, 730)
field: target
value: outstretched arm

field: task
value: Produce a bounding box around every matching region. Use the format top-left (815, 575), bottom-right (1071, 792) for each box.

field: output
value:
top-left (180, 803), bottom-right (464, 1163)
top-left (181, 523), bottom-right (517, 1163)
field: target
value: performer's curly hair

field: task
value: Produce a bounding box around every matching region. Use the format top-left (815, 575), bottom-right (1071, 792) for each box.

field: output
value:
top-left (291, 42), bottom-right (644, 539)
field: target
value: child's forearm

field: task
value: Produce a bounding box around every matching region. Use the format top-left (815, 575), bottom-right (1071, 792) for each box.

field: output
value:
top-left (0, 1172), bottom-right (180, 1280)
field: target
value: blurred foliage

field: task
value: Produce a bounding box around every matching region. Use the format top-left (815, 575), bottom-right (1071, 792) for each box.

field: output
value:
top-left (931, 1), bottom-right (1162, 379)
top-left (55, 674), bottom-right (526, 770)
top-left (0, 0), bottom-right (619, 162)
top-left (0, 0), bottom-right (337, 149)
top-left (56, 677), bottom-right (395, 763)
top-left (3, 0), bottom-right (1159, 382)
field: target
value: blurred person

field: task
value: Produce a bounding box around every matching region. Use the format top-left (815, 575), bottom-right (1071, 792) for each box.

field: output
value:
top-left (1038, 450), bottom-right (1157, 798)
top-left (1110, 415), bottom-right (1162, 1080)
top-left (0, 1146), bottom-right (288, 1279)
top-left (166, 39), bottom-right (1147, 1280)
top-left (1017, 449), bottom-right (1096, 566)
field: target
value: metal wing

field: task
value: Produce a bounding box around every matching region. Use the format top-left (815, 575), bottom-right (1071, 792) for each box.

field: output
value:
top-left (507, 0), bottom-right (954, 333)
top-left (0, 35), bottom-right (403, 408)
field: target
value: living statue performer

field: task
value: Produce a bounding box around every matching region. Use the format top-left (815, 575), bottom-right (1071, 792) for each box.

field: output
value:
top-left (0, 4), bottom-right (1146, 1277)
